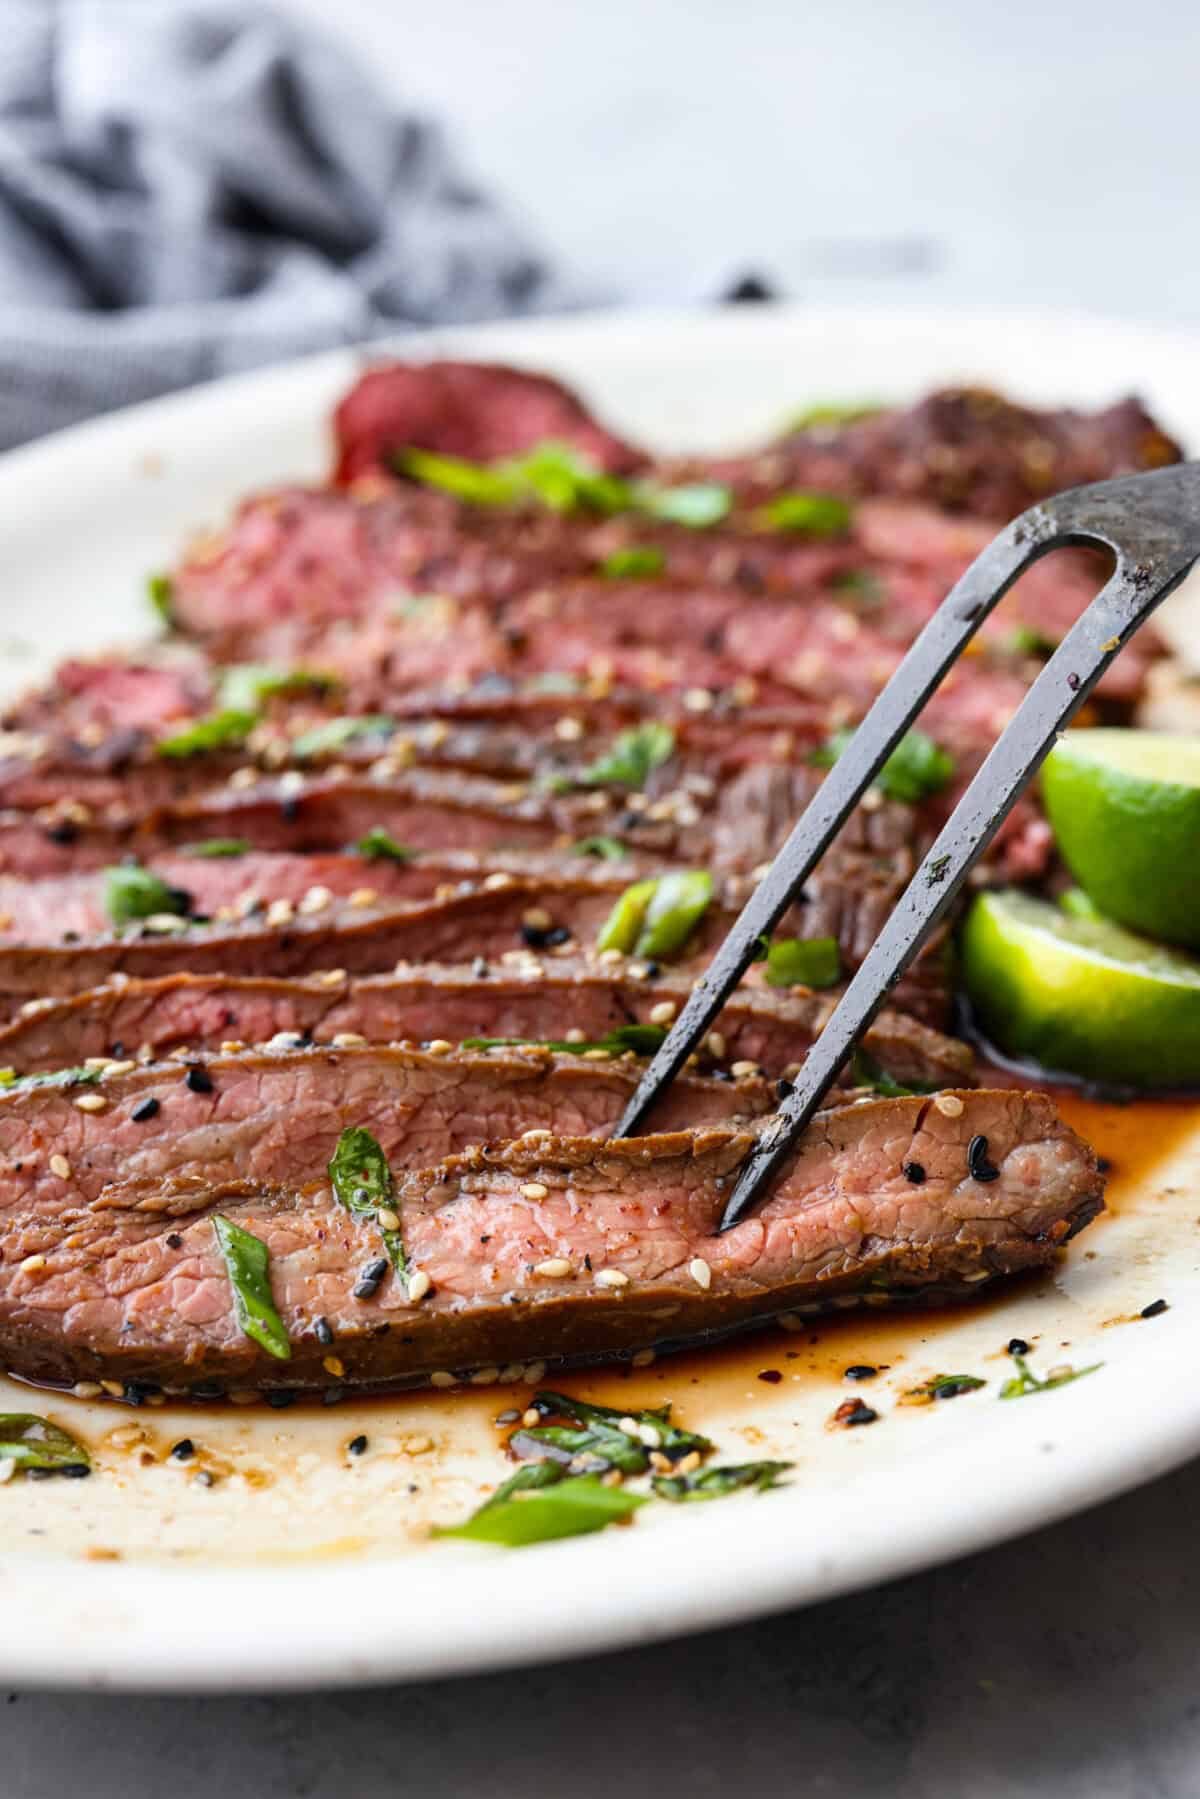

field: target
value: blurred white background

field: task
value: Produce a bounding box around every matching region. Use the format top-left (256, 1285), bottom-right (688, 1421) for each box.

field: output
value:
top-left (288, 0), bottom-right (1200, 318)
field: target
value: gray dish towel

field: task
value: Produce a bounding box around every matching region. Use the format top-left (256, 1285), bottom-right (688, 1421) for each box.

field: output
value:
top-left (0, 0), bottom-right (569, 451)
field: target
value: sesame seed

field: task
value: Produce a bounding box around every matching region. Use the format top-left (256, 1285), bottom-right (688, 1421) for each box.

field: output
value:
top-left (534, 1258), bottom-right (572, 1278)
top-left (130, 1097), bottom-right (160, 1123)
top-left (649, 1001), bottom-right (677, 1026)
top-left (347, 1435), bottom-right (368, 1456)
top-left (636, 1421), bottom-right (662, 1448)
top-left (407, 1269), bottom-right (433, 1303)
top-left (298, 885), bottom-right (333, 915)
top-left (75, 1093), bottom-right (107, 1113)
top-left (676, 1450), bottom-right (702, 1474)
top-left (520, 1182), bottom-right (549, 1201)
top-left (731, 1060), bottom-right (759, 1079)
top-left (404, 1434), bottom-right (434, 1454)
top-left (482, 871), bottom-right (513, 891)
top-left (265, 898), bottom-right (295, 927)
top-left (581, 1047), bottom-right (612, 1061)
top-left (376, 1206), bottom-right (401, 1232)
top-left (331, 1032), bottom-right (366, 1048)
top-left (49, 1154), bottom-right (71, 1179)
top-left (185, 1066), bottom-right (214, 1093)
top-left (648, 1450), bottom-right (672, 1472)
top-left (564, 1027), bottom-right (586, 1043)
top-left (704, 1031), bottom-right (727, 1059)
top-left (102, 1060), bottom-right (136, 1078)
top-left (595, 1268), bottom-right (629, 1289)
top-left (520, 1128), bottom-right (552, 1142)
top-left (598, 947), bottom-right (624, 965)
top-left (19, 1254), bottom-right (46, 1274)
top-left (522, 1361), bottom-right (547, 1384)
top-left (631, 1348), bottom-right (656, 1368)
top-left (348, 887), bottom-right (378, 909)
top-left (689, 1257), bottom-right (712, 1291)
top-left (72, 1381), bottom-right (103, 1399)
top-left (316, 968), bottom-right (347, 987)
top-left (425, 1039), bottom-right (453, 1057)
top-left (469, 1366), bottom-right (500, 1385)
top-left (322, 1356), bottom-right (346, 1378)
top-left (934, 1093), bottom-right (965, 1117)
top-left (229, 766), bottom-right (259, 790)
top-left (84, 1056), bottom-right (113, 1071)
top-left (429, 1371), bottom-right (457, 1388)
top-left (522, 906), bottom-right (553, 931)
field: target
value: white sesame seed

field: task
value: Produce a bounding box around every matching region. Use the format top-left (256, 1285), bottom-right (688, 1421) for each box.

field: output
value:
top-left (689, 1256), bottom-right (713, 1291)
top-left (631, 1348), bottom-right (656, 1368)
top-left (100, 1380), bottom-right (124, 1398)
top-left (676, 1450), bottom-right (702, 1474)
top-left (19, 1254), bottom-right (46, 1274)
top-left (469, 1366), bottom-right (500, 1385)
top-left (278, 770), bottom-right (305, 796)
top-left (522, 1408), bottom-right (541, 1428)
top-left (564, 1027), bottom-right (586, 1043)
top-left (331, 1032), bottom-right (366, 1048)
top-left (704, 1031), bottom-right (727, 1059)
top-left (229, 1388), bottom-right (259, 1405)
top-left (581, 1047), bottom-right (612, 1061)
top-left (429, 1370), bottom-right (457, 1388)
top-left (648, 1449), bottom-right (673, 1473)
top-left (221, 1039), bottom-right (248, 1054)
top-left (636, 1420), bottom-right (662, 1448)
top-left (229, 765), bottom-right (259, 790)
top-left (482, 872), bottom-right (514, 891)
top-left (648, 1000), bottom-right (677, 1026)
top-left (522, 906), bottom-right (553, 931)
top-left (520, 1182), bottom-right (549, 1200)
top-left (84, 1056), bottom-right (114, 1071)
top-left (376, 1207), bottom-right (401, 1232)
top-left (348, 887), bottom-right (378, 909)
top-left (934, 1093), bottom-right (965, 1117)
top-left (519, 1128), bottom-right (552, 1142)
top-left (554, 716), bottom-right (584, 741)
top-left (316, 967), bottom-right (347, 987)
top-left (682, 687), bottom-right (715, 712)
top-left (522, 1361), bottom-right (546, 1384)
top-left (72, 1381), bottom-right (103, 1399)
top-left (406, 1269), bottom-right (433, 1303)
top-left (101, 1060), bottom-right (136, 1078)
top-left (425, 1039), bottom-right (454, 1057)
top-left (74, 1093), bottom-right (107, 1113)
top-left (298, 885), bottom-right (333, 915)
top-left (143, 912), bottom-right (191, 933)
top-left (731, 1059), bottom-right (759, 1079)
top-left (534, 1258), bottom-right (572, 1278)
top-left (595, 1268), bottom-right (629, 1289)
top-left (598, 947), bottom-right (624, 965)
top-left (265, 898), bottom-right (295, 928)
top-left (49, 1154), bottom-right (71, 1180)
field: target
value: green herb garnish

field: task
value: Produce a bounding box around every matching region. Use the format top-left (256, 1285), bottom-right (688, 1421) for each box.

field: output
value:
top-left (758, 491), bottom-right (853, 536)
top-left (216, 664), bottom-right (336, 713)
top-left (8, 1065), bottom-right (102, 1092)
top-left (211, 1215), bottom-right (291, 1360)
top-left (103, 864), bottom-right (191, 931)
top-left (599, 546), bottom-right (666, 579)
top-left (147, 572), bottom-right (175, 627)
top-left (327, 1127), bottom-right (407, 1274)
top-left (787, 401), bottom-right (884, 431)
top-left (0, 1415), bottom-right (91, 1477)
top-left (434, 1468), bottom-right (646, 1547)
top-left (156, 709), bottom-right (257, 759)
top-left (849, 1051), bottom-right (940, 1099)
top-left (596, 871), bottom-right (712, 960)
top-left (633, 481), bottom-right (732, 528)
top-left (652, 1460), bottom-right (792, 1501)
top-left (595, 878), bottom-right (658, 955)
top-left (290, 715), bottom-right (396, 760)
top-left (355, 827), bottom-right (416, 863)
top-left (183, 838), bottom-right (251, 859)
top-left (831, 570), bottom-right (885, 610)
top-left (512, 1392), bottom-right (713, 1475)
top-left (570, 836), bottom-right (629, 861)
top-left (763, 936), bottom-right (841, 989)
top-left (580, 722), bottom-right (676, 789)
top-left (901, 1373), bottom-right (986, 1405)
top-left (1005, 624), bottom-right (1057, 658)
top-left (462, 1024), bottom-right (666, 1058)
top-left (812, 726), bottom-right (955, 805)
top-left (390, 446), bottom-right (526, 506)
top-left (999, 1353), bottom-right (1101, 1401)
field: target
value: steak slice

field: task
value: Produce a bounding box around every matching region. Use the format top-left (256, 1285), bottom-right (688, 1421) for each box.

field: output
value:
top-left (0, 1090), bottom-right (1102, 1391)
top-left (0, 961), bottom-right (974, 1088)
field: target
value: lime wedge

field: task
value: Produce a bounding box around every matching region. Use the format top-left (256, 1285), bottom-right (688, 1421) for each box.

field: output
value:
top-left (1041, 729), bottom-right (1200, 949)
top-left (961, 888), bottom-right (1200, 1087)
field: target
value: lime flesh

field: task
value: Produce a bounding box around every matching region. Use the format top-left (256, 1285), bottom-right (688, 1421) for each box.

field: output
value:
top-left (962, 888), bottom-right (1200, 1087)
top-left (1041, 729), bottom-right (1200, 949)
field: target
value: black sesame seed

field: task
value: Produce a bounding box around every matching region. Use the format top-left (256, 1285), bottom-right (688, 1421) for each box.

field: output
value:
top-left (967, 1134), bottom-right (1000, 1183)
top-left (757, 1369), bottom-right (782, 1384)
top-left (314, 1316), bottom-right (334, 1346)
top-left (1141, 1298), bottom-right (1169, 1319)
top-left (131, 1096), bottom-right (160, 1123)
top-left (902, 1161), bottom-right (926, 1184)
top-left (643, 963), bottom-right (660, 978)
top-left (165, 1232), bottom-right (183, 1251)
top-left (347, 1434), bottom-right (368, 1456)
top-left (1097, 1156), bottom-right (1112, 1174)
top-left (844, 1364), bottom-right (878, 1381)
top-left (184, 1066), bottom-right (213, 1094)
top-left (58, 1464), bottom-right (91, 1479)
top-left (839, 1399), bottom-right (878, 1427)
top-left (190, 1380), bottom-right (224, 1399)
top-left (280, 798), bottom-right (299, 823)
top-left (472, 957), bottom-right (490, 978)
top-left (1007, 1337), bottom-right (1030, 1357)
top-left (170, 1439), bottom-right (195, 1462)
top-left (45, 821), bottom-right (78, 846)
top-left (266, 1390), bottom-right (294, 1409)
top-left (322, 1388), bottom-right (345, 1406)
top-left (353, 1276), bottom-right (382, 1300)
top-left (362, 1257), bottom-right (388, 1282)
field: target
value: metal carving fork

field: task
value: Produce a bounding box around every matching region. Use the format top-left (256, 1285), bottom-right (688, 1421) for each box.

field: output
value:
top-left (615, 463), bottom-right (1200, 1231)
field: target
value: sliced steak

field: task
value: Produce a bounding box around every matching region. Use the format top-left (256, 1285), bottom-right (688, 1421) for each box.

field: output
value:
top-left (0, 961), bottom-right (974, 1088)
top-left (0, 1089), bottom-right (1102, 1391)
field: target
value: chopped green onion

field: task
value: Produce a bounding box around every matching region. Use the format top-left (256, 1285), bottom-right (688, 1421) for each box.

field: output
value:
top-left (595, 878), bottom-right (658, 955)
top-left (633, 481), bottom-right (732, 528)
top-left (0, 1066), bottom-right (100, 1092)
top-left (513, 1392), bottom-right (712, 1472)
top-left (390, 446), bottom-right (524, 506)
top-left (634, 870), bottom-right (713, 959)
top-left (327, 1127), bottom-right (407, 1274)
top-left (183, 838), bottom-right (251, 859)
top-left (570, 836), bottom-right (629, 861)
top-left (156, 709), bottom-right (257, 759)
top-left (434, 1469), bottom-right (646, 1546)
top-left (580, 722), bottom-right (676, 789)
top-left (355, 827), bottom-right (416, 863)
top-left (813, 726), bottom-right (955, 804)
top-left (901, 1373), bottom-right (986, 1404)
top-left (652, 1460), bottom-right (792, 1501)
top-left (758, 491), bottom-right (853, 536)
top-left (104, 864), bottom-right (191, 930)
top-left (504, 442), bottom-right (633, 515)
top-left (147, 572), bottom-right (175, 627)
top-left (290, 715), bottom-right (396, 760)
top-left (850, 1052), bottom-right (941, 1099)
top-left (599, 546), bottom-right (666, 579)
top-left (463, 1025), bottom-right (666, 1058)
top-left (1005, 624), bottom-right (1057, 658)
top-left (211, 1215), bottom-right (291, 1360)
top-left (0, 1414), bottom-right (91, 1477)
top-left (763, 936), bottom-right (841, 989)
top-left (216, 664), bottom-right (336, 713)
top-left (999, 1353), bottom-right (1101, 1400)
top-left (786, 402), bottom-right (884, 431)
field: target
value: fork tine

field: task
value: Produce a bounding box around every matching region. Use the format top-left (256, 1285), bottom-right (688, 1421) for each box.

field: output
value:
top-left (612, 462), bottom-right (1200, 1225)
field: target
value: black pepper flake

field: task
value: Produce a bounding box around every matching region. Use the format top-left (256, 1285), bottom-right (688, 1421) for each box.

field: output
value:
top-left (834, 1398), bottom-right (878, 1427)
top-left (131, 1096), bottom-right (160, 1123)
top-left (902, 1161), bottom-right (926, 1185)
top-left (184, 1066), bottom-right (214, 1094)
top-left (1141, 1298), bottom-right (1169, 1319)
top-left (1007, 1337), bottom-right (1030, 1356)
top-left (165, 1232), bottom-right (183, 1251)
top-left (844, 1364), bottom-right (878, 1381)
top-left (347, 1434), bottom-right (368, 1456)
top-left (314, 1316), bottom-right (334, 1346)
top-left (757, 1369), bottom-right (782, 1384)
top-left (967, 1134), bottom-right (1000, 1183)
top-left (170, 1439), bottom-right (195, 1462)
